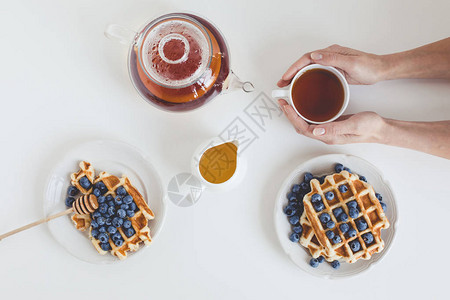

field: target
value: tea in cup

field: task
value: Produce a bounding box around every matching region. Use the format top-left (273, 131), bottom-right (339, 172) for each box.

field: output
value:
top-left (272, 64), bottom-right (349, 124)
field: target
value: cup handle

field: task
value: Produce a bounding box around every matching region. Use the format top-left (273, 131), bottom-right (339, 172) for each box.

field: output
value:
top-left (271, 89), bottom-right (290, 99)
top-left (104, 24), bottom-right (137, 45)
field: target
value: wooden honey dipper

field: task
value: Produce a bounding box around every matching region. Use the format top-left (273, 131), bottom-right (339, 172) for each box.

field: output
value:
top-left (0, 194), bottom-right (98, 241)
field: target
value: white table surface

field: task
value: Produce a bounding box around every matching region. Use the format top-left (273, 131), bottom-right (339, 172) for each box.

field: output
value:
top-left (1, 0), bottom-right (450, 299)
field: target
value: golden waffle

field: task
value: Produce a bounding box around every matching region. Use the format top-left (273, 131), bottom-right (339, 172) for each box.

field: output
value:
top-left (69, 161), bottom-right (155, 260)
top-left (89, 172), bottom-right (154, 260)
top-left (70, 161), bottom-right (95, 194)
top-left (70, 161), bottom-right (96, 230)
top-left (303, 171), bottom-right (389, 263)
top-left (299, 210), bottom-right (339, 262)
top-left (72, 214), bottom-right (91, 231)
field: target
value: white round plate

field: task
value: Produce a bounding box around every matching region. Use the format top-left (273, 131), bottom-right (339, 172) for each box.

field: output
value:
top-left (274, 154), bottom-right (398, 279)
top-left (44, 140), bottom-right (166, 264)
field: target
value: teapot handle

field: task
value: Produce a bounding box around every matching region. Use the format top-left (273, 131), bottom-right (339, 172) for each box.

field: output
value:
top-left (104, 24), bottom-right (137, 45)
top-left (222, 70), bottom-right (255, 94)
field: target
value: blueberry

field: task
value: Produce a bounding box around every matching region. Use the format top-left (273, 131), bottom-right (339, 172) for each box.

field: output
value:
top-left (93, 188), bottom-right (101, 197)
top-left (311, 193), bottom-right (321, 203)
top-left (319, 176), bottom-right (326, 184)
top-left (350, 240), bottom-right (361, 252)
top-left (79, 176), bottom-right (91, 189)
top-left (314, 202), bottom-right (324, 212)
top-left (347, 200), bottom-right (357, 209)
top-left (114, 238), bottom-right (124, 247)
top-left (325, 191), bottom-right (334, 201)
top-left (98, 233), bottom-right (108, 243)
top-left (124, 228), bottom-right (135, 238)
top-left (326, 220), bottom-right (335, 229)
top-left (117, 208), bottom-right (127, 219)
top-left (362, 232), bottom-right (374, 244)
top-left (332, 235), bottom-right (342, 244)
top-left (289, 215), bottom-right (300, 225)
top-left (107, 226), bottom-right (117, 234)
top-left (105, 218), bottom-right (112, 226)
top-left (112, 217), bottom-right (123, 228)
top-left (297, 194), bottom-right (305, 202)
top-left (339, 223), bottom-right (349, 233)
top-left (123, 195), bottom-right (133, 205)
top-left (99, 203), bottom-right (108, 214)
top-left (309, 258), bottom-right (319, 268)
top-left (375, 193), bottom-right (383, 201)
top-left (121, 204), bottom-right (130, 211)
top-left (300, 182), bottom-right (309, 191)
top-left (326, 230), bottom-right (335, 239)
top-left (65, 197), bottom-right (75, 207)
top-left (129, 202), bottom-right (137, 211)
top-left (284, 205), bottom-right (296, 216)
top-left (317, 256), bottom-right (325, 263)
top-left (356, 219), bottom-right (368, 231)
top-left (289, 232), bottom-right (300, 243)
top-left (96, 216), bottom-right (106, 226)
top-left (126, 210), bottom-right (135, 218)
top-left (339, 213), bottom-right (348, 222)
top-left (98, 226), bottom-right (106, 233)
top-left (359, 176), bottom-right (367, 182)
top-left (292, 184), bottom-right (301, 193)
top-left (91, 229), bottom-right (99, 238)
top-left (343, 167), bottom-right (352, 173)
top-left (107, 206), bottom-right (115, 216)
top-left (333, 207), bottom-right (343, 218)
top-left (304, 172), bottom-right (314, 183)
top-left (116, 186), bottom-right (127, 196)
top-left (97, 196), bottom-right (106, 204)
top-left (287, 192), bottom-right (297, 201)
top-left (347, 228), bottom-right (357, 238)
top-left (100, 243), bottom-right (111, 251)
top-left (111, 232), bottom-right (122, 241)
top-left (107, 200), bottom-right (115, 207)
top-left (95, 181), bottom-right (107, 195)
top-left (349, 207), bottom-right (359, 219)
top-left (335, 163), bottom-right (344, 173)
top-left (331, 260), bottom-right (340, 269)
top-left (123, 220), bottom-right (132, 229)
top-left (90, 220), bottom-right (98, 229)
top-left (96, 216), bottom-right (105, 226)
top-left (292, 225), bottom-right (303, 234)
top-left (92, 211), bottom-right (101, 219)
top-left (106, 194), bottom-right (113, 202)
top-left (319, 213), bottom-right (331, 224)
top-left (114, 196), bottom-right (123, 206)
top-left (338, 185), bottom-right (348, 193)
top-left (67, 186), bottom-right (79, 197)
top-left (380, 202), bottom-right (387, 211)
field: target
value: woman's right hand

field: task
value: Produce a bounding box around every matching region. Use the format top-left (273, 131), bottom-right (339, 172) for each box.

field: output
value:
top-left (277, 44), bottom-right (387, 87)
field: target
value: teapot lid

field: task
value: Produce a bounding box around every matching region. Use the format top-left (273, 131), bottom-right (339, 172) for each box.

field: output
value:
top-left (139, 15), bottom-right (213, 88)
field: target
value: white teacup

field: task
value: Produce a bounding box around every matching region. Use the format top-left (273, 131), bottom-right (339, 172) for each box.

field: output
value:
top-left (272, 64), bottom-right (350, 124)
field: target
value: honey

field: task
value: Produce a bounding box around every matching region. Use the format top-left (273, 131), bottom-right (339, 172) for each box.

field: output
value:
top-left (199, 142), bottom-right (237, 184)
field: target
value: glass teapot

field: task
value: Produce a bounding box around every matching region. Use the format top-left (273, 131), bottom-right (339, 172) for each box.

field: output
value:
top-left (105, 13), bottom-right (254, 112)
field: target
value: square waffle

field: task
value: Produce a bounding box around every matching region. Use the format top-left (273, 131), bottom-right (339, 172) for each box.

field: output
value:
top-left (70, 161), bottom-right (155, 260)
top-left (70, 161), bottom-right (95, 195)
top-left (70, 161), bottom-right (94, 231)
top-left (303, 171), bottom-right (389, 263)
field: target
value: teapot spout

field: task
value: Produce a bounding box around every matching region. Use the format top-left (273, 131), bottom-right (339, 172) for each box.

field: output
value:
top-left (222, 71), bottom-right (255, 94)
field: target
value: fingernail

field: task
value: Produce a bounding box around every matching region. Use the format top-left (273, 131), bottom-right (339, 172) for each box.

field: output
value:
top-left (311, 52), bottom-right (323, 60)
top-left (313, 128), bottom-right (325, 136)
